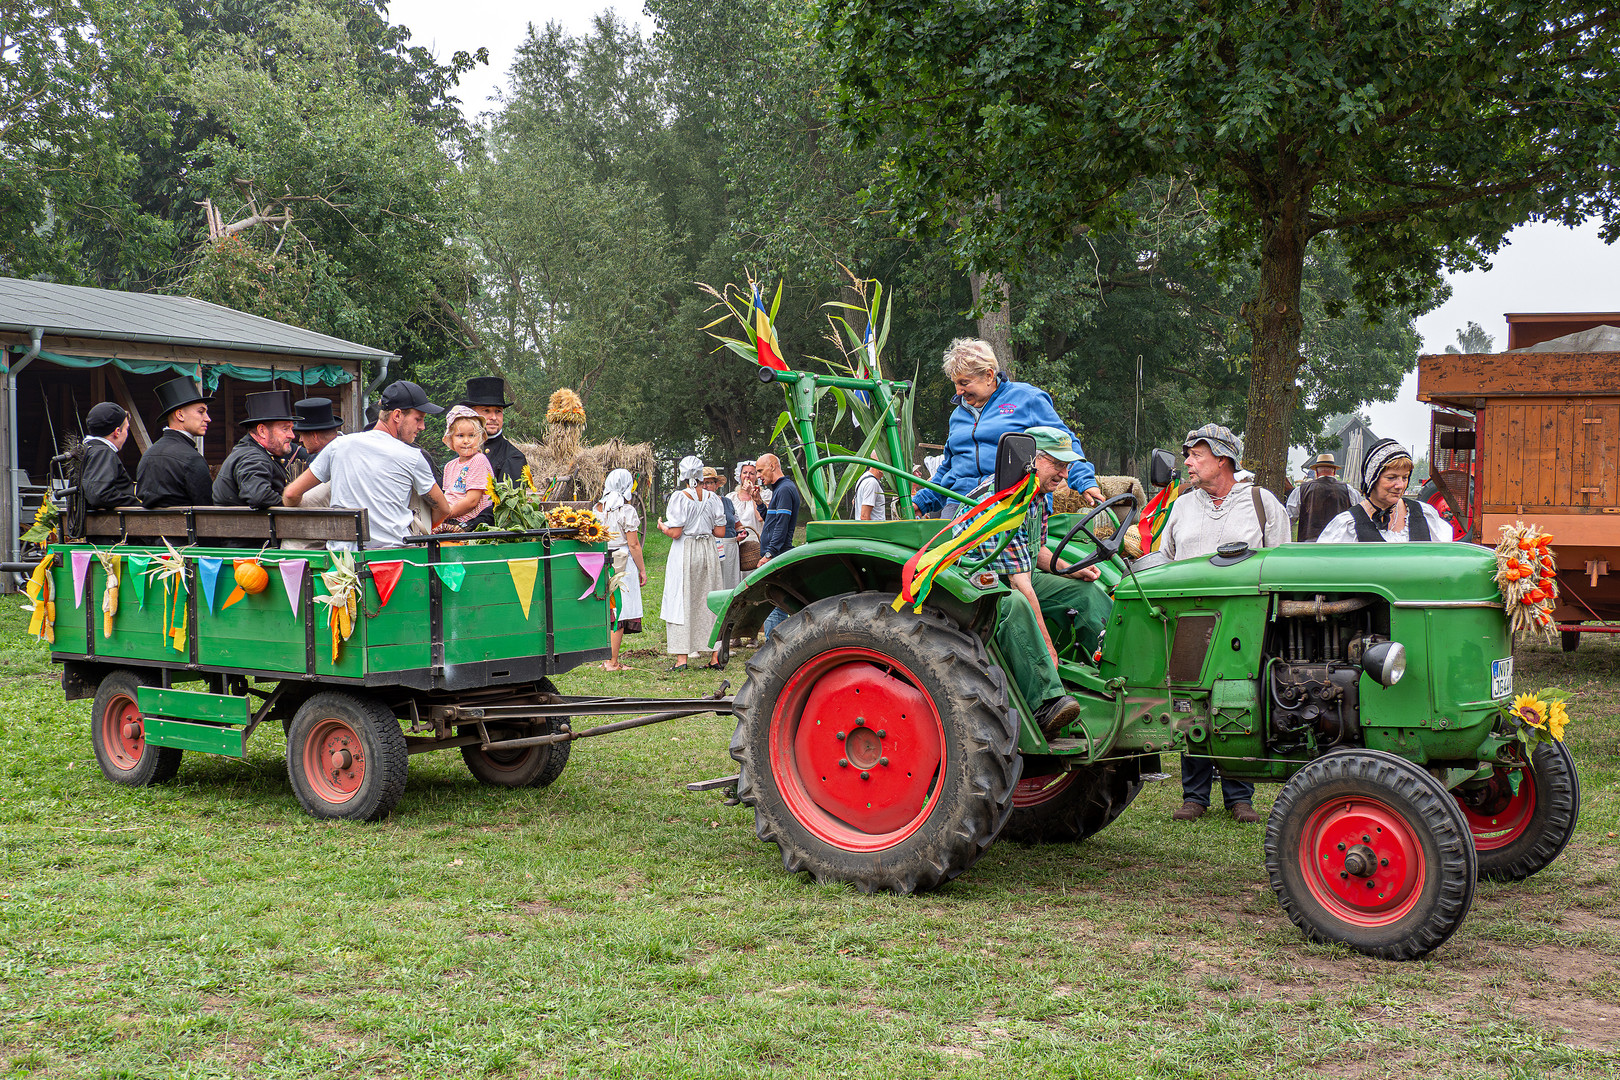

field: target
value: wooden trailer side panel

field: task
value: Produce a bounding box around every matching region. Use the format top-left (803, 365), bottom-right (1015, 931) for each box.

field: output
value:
top-left (1480, 398), bottom-right (1620, 516)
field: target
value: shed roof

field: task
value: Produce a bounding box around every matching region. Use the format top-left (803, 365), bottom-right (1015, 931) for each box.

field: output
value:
top-left (0, 276), bottom-right (395, 362)
top-left (1508, 324), bottom-right (1620, 354)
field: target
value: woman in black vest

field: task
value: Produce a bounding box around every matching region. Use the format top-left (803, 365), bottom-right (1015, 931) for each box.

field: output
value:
top-left (1317, 438), bottom-right (1452, 544)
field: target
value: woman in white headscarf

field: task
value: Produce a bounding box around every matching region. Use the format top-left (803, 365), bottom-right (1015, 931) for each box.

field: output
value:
top-left (595, 468), bottom-right (646, 671)
top-left (658, 455), bottom-right (726, 670)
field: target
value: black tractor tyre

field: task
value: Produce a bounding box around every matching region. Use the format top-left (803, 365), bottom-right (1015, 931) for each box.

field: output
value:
top-left (1002, 763), bottom-right (1143, 844)
top-left (287, 692), bottom-right (409, 821)
top-left (1266, 749), bottom-right (1477, 960)
top-left (1560, 629), bottom-right (1580, 653)
top-left (729, 592), bottom-right (1022, 894)
top-left (1454, 741), bottom-right (1580, 882)
top-left (91, 669), bottom-right (183, 786)
top-left (458, 721), bottom-right (571, 788)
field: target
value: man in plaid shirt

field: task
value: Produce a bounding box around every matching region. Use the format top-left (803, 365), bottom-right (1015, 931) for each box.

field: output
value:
top-left (951, 426), bottom-right (1107, 739)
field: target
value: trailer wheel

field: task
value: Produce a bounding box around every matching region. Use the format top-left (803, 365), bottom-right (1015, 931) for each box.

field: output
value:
top-left (459, 722), bottom-right (571, 788)
top-left (1454, 741), bottom-right (1580, 882)
top-left (91, 669), bottom-right (183, 786)
top-left (1266, 749), bottom-right (1476, 960)
top-left (287, 692), bottom-right (408, 821)
top-left (1002, 763), bottom-right (1142, 844)
top-left (729, 592), bottom-right (1021, 894)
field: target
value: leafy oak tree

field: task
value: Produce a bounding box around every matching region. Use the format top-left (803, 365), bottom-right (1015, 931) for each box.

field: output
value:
top-left (822, 1), bottom-right (1620, 490)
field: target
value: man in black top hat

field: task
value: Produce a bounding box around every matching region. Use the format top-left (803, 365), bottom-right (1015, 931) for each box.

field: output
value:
top-left (80, 402), bottom-right (136, 510)
top-left (290, 397), bottom-right (344, 473)
top-left (459, 376), bottom-right (524, 529)
top-left (137, 376), bottom-right (214, 509)
top-left (214, 390), bottom-right (297, 508)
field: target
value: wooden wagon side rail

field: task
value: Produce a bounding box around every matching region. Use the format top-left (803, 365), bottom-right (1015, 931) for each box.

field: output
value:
top-left (82, 506), bottom-right (370, 546)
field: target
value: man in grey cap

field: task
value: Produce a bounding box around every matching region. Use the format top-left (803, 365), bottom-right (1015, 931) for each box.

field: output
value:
top-left (1160, 423), bottom-right (1288, 823)
top-left (1286, 451), bottom-right (1353, 542)
top-left (283, 380), bottom-right (451, 548)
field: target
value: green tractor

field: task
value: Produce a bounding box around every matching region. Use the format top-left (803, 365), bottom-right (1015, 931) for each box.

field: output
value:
top-left (708, 369), bottom-right (1580, 960)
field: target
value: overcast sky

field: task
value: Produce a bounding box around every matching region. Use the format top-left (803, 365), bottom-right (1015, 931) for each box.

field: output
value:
top-left (388, 2), bottom-right (1620, 469)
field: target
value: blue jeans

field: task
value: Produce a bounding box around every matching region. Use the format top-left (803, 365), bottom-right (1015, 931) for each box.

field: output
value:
top-left (761, 606), bottom-right (789, 640)
top-left (1181, 755), bottom-right (1255, 809)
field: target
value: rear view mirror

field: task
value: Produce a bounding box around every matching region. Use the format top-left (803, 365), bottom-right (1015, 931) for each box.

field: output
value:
top-left (994, 433), bottom-right (1037, 492)
top-left (1150, 448), bottom-right (1178, 489)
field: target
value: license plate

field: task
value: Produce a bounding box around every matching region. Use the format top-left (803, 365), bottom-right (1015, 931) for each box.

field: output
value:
top-left (1491, 657), bottom-right (1513, 699)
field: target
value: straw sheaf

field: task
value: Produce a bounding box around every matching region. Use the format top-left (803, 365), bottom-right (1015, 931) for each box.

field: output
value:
top-left (517, 436), bottom-right (656, 502)
top-left (1051, 474), bottom-right (1146, 539)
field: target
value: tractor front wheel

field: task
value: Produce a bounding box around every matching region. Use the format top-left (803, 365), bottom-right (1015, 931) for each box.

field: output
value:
top-left (91, 669), bottom-right (183, 786)
top-left (1454, 741), bottom-right (1580, 882)
top-left (1265, 749), bottom-right (1476, 960)
top-left (1002, 763), bottom-right (1142, 844)
top-left (287, 692), bottom-right (408, 821)
top-left (729, 592), bottom-right (1021, 894)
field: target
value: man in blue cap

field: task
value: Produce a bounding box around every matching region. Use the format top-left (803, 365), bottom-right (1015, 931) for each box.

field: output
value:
top-left (949, 425), bottom-right (1113, 739)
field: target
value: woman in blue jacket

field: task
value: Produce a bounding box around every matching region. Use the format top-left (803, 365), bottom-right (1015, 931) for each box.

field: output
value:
top-left (914, 338), bottom-right (1102, 515)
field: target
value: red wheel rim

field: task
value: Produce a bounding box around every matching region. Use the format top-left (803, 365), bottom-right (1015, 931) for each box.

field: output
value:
top-left (1455, 767), bottom-right (1537, 851)
top-left (100, 693), bottom-right (146, 772)
top-left (768, 646), bottom-right (945, 851)
top-left (1013, 771), bottom-right (1079, 809)
top-left (302, 717), bottom-right (367, 804)
top-left (1297, 796), bottom-right (1427, 927)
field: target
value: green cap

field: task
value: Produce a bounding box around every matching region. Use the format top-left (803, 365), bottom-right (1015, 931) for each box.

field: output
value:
top-left (1026, 426), bottom-right (1081, 462)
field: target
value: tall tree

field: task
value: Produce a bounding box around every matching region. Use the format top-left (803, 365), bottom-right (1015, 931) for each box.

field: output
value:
top-left (822, 1), bottom-right (1620, 490)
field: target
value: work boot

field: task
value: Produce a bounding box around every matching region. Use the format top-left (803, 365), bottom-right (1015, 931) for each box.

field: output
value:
top-left (1172, 800), bottom-right (1207, 821)
top-left (1230, 802), bottom-right (1261, 824)
top-left (1034, 695), bottom-right (1081, 739)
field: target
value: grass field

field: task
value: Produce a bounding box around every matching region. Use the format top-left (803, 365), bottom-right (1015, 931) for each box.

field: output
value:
top-left (1, 531), bottom-right (1616, 1078)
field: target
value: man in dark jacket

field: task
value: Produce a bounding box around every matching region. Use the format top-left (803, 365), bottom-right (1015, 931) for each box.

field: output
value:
top-left (754, 452), bottom-right (801, 639)
top-left (79, 402), bottom-right (137, 510)
top-left (1287, 452), bottom-right (1354, 542)
top-left (137, 377), bottom-right (214, 509)
top-left (213, 390), bottom-right (297, 508)
top-left (459, 376), bottom-right (525, 529)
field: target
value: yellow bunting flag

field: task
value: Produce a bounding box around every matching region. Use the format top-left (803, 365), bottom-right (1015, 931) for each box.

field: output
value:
top-left (508, 558), bottom-right (538, 619)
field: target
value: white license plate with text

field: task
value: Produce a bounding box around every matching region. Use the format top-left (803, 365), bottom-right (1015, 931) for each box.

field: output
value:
top-left (1491, 657), bottom-right (1513, 699)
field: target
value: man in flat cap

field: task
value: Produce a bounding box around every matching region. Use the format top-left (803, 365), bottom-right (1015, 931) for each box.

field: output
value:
top-left (214, 390), bottom-right (298, 509)
top-left (79, 402), bottom-right (136, 511)
top-left (137, 376), bottom-right (214, 509)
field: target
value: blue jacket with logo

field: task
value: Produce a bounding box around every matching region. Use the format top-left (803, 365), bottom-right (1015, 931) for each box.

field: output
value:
top-left (913, 375), bottom-right (1096, 515)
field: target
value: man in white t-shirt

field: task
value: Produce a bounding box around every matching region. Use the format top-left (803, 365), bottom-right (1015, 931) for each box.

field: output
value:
top-left (854, 465), bottom-right (886, 521)
top-left (283, 380), bottom-right (452, 548)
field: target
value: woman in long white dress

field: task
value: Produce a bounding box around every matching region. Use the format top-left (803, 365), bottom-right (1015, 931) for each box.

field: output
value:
top-left (596, 469), bottom-right (647, 671)
top-left (658, 455), bottom-right (725, 670)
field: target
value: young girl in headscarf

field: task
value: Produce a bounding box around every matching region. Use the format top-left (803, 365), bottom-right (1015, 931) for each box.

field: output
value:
top-left (596, 468), bottom-right (646, 671)
top-left (658, 455), bottom-right (725, 670)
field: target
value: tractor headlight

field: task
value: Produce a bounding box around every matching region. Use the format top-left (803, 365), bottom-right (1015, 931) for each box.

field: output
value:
top-left (1361, 641), bottom-right (1406, 687)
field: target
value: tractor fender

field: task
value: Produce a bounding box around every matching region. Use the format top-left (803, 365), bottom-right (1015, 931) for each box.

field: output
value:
top-left (706, 538), bottom-right (1006, 651)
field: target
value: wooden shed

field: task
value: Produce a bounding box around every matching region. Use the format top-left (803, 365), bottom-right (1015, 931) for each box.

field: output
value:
top-left (1418, 321), bottom-right (1620, 642)
top-left (0, 277), bottom-right (395, 588)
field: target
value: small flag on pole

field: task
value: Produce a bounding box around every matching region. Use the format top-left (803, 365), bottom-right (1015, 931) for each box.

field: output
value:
top-left (753, 283), bottom-right (788, 372)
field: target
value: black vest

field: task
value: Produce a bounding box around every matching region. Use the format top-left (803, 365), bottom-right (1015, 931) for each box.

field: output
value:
top-left (1348, 497), bottom-right (1431, 542)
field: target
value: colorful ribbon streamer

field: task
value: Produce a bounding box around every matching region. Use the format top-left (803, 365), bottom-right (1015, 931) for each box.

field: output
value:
top-left (893, 473), bottom-right (1038, 612)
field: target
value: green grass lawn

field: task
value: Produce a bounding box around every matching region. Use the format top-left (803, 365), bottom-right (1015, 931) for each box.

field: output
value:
top-left (1, 532), bottom-right (1616, 1078)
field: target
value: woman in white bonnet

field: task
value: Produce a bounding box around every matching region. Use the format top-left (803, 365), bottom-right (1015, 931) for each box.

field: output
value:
top-left (596, 468), bottom-right (647, 671)
top-left (658, 455), bottom-right (726, 670)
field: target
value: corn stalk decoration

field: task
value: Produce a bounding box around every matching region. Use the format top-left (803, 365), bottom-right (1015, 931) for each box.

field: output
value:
top-left (144, 540), bottom-right (189, 653)
top-left (315, 550), bottom-right (362, 663)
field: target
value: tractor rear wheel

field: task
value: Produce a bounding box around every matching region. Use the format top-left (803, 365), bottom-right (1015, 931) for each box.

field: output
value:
top-left (1265, 749), bottom-right (1476, 960)
top-left (729, 592), bottom-right (1021, 894)
top-left (91, 669), bottom-right (183, 786)
top-left (459, 722), bottom-right (571, 788)
top-left (1002, 763), bottom-right (1142, 844)
top-left (287, 692), bottom-right (408, 821)
top-left (1454, 741), bottom-right (1580, 882)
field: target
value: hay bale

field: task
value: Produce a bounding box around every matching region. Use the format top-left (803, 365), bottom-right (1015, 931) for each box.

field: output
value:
top-left (1050, 474), bottom-right (1147, 539)
top-left (516, 435), bottom-right (656, 502)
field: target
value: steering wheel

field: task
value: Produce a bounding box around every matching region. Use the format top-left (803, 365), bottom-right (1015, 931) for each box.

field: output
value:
top-left (1051, 492), bottom-right (1141, 575)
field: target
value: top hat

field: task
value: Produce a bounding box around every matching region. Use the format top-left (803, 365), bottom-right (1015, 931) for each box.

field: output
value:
top-left (241, 389), bottom-right (297, 425)
top-left (153, 376), bottom-right (210, 419)
top-left (293, 397), bottom-right (343, 432)
top-left (459, 376), bottom-right (514, 408)
top-left (1310, 452), bottom-right (1339, 471)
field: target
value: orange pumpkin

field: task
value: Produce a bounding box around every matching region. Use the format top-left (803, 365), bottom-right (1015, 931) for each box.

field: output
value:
top-left (234, 559), bottom-right (269, 594)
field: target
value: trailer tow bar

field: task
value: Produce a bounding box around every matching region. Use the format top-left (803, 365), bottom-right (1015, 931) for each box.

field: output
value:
top-left (405, 685), bottom-right (735, 755)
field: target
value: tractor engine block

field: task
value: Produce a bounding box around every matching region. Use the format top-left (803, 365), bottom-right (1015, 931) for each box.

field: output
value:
top-left (1267, 661), bottom-right (1360, 754)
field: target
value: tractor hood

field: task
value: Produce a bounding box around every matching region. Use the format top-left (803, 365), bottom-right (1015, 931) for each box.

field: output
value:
top-left (1125, 542), bottom-right (1501, 605)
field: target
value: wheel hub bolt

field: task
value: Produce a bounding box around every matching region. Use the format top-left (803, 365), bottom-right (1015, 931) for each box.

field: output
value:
top-left (860, 771), bottom-right (870, 780)
top-left (838, 758), bottom-right (849, 768)
top-left (836, 731), bottom-right (846, 741)
top-left (876, 730), bottom-right (886, 738)
top-left (879, 757), bottom-right (889, 767)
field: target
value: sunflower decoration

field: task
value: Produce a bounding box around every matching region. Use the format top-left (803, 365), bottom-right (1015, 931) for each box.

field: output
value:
top-left (545, 388), bottom-right (586, 426)
top-left (1502, 687), bottom-right (1573, 751)
top-left (574, 510), bottom-right (608, 545)
top-left (485, 474), bottom-right (501, 507)
top-left (1492, 521), bottom-right (1558, 642)
top-left (20, 498), bottom-right (58, 545)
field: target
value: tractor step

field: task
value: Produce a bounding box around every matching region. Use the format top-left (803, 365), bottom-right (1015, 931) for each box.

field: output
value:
top-left (1045, 738), bottom-right (1086, 752)
top-left (686, 773), bottom-right (741, 806)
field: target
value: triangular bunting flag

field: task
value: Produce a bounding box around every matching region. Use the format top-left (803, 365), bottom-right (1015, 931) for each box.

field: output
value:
top-left (369, 561), bottom-right (404, 608)
top-left (433, 563), bottom-right (465, 592)
top-left (508, 558), bottom-right (538, 619)
top-left (574, 552), bottom-right (606, 601)
top-left (279, 559), bottom-right (307, 614)
top-left (197, 557), bottom-right (223, 613)
top-left (125, 556), bottom-right (150, 609)
top-left (71, 550), bottom-right (92, 607)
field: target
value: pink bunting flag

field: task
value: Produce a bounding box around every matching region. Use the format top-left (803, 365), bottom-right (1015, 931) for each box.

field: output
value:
top-left (574, 552), bottom-right (607, 600)
top-left (279, 559), bottom-right (307, 614)
top-left (71, 550), bottom-right (92, 607)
